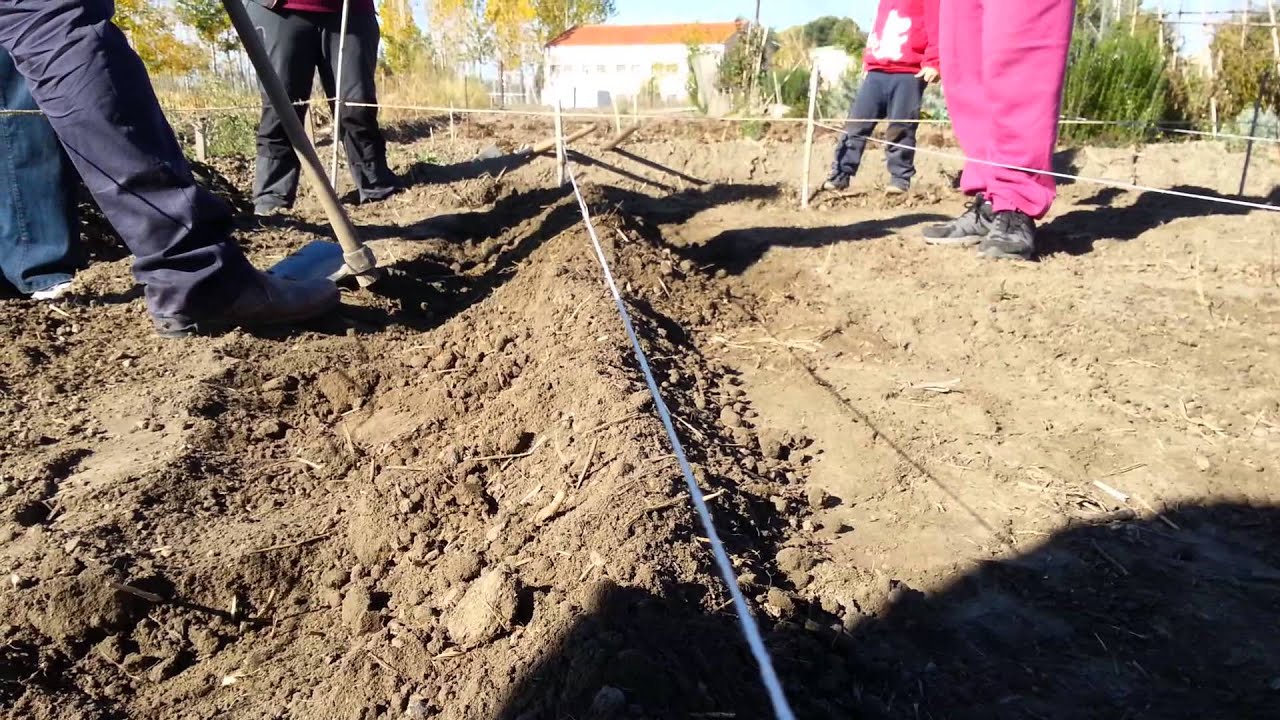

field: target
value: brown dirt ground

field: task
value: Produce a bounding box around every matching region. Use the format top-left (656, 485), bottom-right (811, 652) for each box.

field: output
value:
top-left (2, 116), bottom-right (1279, 720)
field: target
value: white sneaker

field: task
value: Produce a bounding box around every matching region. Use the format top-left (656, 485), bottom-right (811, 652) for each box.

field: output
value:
top-left (31, 281), bottom-right (73, 301)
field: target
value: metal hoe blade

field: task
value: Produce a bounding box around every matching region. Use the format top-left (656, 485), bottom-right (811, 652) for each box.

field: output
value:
top-left (267, 240), bottom-right (351, 283)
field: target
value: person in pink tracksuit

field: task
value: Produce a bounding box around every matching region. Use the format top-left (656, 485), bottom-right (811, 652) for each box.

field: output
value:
top-left (922, 0), bottom-right (1075, 260)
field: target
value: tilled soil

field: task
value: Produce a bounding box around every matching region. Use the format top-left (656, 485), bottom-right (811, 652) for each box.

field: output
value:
top-left (2, 124), bottom-right (1279, 720)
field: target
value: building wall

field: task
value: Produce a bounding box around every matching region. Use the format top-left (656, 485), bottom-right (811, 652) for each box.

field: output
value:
top-left (810, 46), bottom-right (856, 89)
top-left (542, 43), bottom-right (726, 109)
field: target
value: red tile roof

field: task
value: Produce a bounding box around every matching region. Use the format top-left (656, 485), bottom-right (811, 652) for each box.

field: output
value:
top-left (547, 22), bottom-right (744, 48)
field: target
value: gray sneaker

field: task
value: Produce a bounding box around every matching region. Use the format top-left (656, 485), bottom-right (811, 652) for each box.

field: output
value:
top-left (978, 210), bottom-right (1037, 261)
top-left (922, 193), bottom-right (994, 246)
top-left (152, 269), bottom-right (341, 338)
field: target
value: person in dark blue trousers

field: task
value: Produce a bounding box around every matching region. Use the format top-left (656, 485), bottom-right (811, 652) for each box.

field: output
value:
top-left (0, 0), bottom-right (338, 336)
top-left (824, 0), bottom-right (940, 196)
top-left (0, 48), bottom-right (79, 301)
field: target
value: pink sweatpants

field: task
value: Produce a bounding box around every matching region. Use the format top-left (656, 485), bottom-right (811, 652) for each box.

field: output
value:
top-left (940, 0), bottom-right (1075, 219)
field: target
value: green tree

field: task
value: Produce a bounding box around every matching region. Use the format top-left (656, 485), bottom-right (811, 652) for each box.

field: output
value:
top-left (175, 0), bottom-right (237, 53)
top-left (381, 0), bottom-right (430, 74)
top-left (801, 16), bottom-right (865, 57)
top-left (532, 0), bottom-right (616, 43)
top-left (1211, 17), bottom-right (1280, 120)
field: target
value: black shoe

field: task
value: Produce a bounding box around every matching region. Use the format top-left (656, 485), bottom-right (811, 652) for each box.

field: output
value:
top-left (152, 269), bottom-right (341, 338)
top-left (922, 193), bottom-right (993, 246)
top-left (822, 174), bottom-right (850, 192)
top-left (978, 210), bottom-right (1037, 260)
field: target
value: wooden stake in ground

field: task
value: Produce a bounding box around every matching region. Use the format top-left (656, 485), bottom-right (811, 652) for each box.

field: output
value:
top-left (329, 0), bottom-right (352, 185)
top-left (603, 124), bottom-right (640, 152)
top-left (1156, 0), bottom-right (1165, 53)
top-left (449, 104), bottom-right (456, 144)
top-left (612, 93), bottom-right (622, 133)
top-left (554, 100), bottom-right (567, 186)
top-left (193, 120), bottom-right (208, 163)
top-left (526, 124), bottom-right (598, 156)
top-left (801, 67), bottom-right (821, 210)
top-left (1269, 0), bottom-right (1280, 75)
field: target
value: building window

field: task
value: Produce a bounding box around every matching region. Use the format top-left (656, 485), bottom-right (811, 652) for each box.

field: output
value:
top-left (596, 64), bottom-right (607, 73)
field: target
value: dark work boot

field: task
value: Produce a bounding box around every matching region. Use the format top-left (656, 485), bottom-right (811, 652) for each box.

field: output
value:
top-left (922, 193), bottom-right (994, 246)
top-left (152, 269), bottom-right (341, 338)
top-left (978, 210), bottom-right (1037, 261)
top-left (822, 174), bottom-right (850, 192)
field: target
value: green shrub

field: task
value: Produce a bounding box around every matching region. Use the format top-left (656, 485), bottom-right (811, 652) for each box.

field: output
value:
top-left (1061, 22), bottom-right (1170, 143)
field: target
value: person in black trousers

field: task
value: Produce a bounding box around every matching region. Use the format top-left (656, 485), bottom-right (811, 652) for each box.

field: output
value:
top-left (247, 0), bottom-right (399, 216)
top-left (0, 0), bottom-right (338, 336)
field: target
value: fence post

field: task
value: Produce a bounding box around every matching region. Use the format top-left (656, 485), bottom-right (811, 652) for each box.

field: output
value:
top-left (555, 100), bottom-right (567, 186)
top-left (1157, 0), bottom-right (1165, 56)
top-left (1239, 72), bottom-right (1268, 196)
top-left (801, 68), bottom-right (821, 210)
top-left (193, 120), bottom-right (208, 163)
top-left (1269, 0), bottom-right (1280, 75)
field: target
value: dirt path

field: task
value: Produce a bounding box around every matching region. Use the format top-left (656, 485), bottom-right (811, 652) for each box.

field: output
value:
top-left (2, 126), bottom-right (1278, 720)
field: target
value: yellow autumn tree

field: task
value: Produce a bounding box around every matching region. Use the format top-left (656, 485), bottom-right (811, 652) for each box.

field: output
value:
top-left (486, 0), bottom-right (536, 70)
top-left (115, 0), bottom-right (206, 76)
top-left (431, 0), bottom-right (493, 70)
top-left (380, 0), bottom-right (430, 75)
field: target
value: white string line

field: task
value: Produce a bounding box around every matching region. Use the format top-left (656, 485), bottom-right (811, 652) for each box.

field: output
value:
top-left (815, 120), bottom-right (1280, 213)
top-left (564, 163), bottom-right (798, 720)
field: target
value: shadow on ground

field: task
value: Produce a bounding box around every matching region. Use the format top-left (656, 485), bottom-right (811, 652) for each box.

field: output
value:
top-left (1041, 185), bottom-right (1280, 255)
top-left (490, 501), bottom-right (1280, 720)
top-left (666, 213), bottom-right (950, 276)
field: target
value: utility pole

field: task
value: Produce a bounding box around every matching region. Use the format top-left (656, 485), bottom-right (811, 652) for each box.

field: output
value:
top-left (747, 0), bottom-right (764, 110)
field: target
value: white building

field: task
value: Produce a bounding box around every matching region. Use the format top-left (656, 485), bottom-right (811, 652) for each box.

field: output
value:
top-left (810, 46), bottom-right (857, 88)
top-left (542, 22), bottom-right (745, 109)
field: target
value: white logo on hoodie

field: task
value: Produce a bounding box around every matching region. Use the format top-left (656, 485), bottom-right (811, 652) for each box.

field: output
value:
top-left (867, 10), bottom-right (912, 61)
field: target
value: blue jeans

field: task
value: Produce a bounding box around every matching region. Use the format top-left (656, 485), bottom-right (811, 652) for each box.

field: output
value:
top-left (831, 70), bottom-right (927, 187)
top-left (0, 47), bottom-right (78, 295)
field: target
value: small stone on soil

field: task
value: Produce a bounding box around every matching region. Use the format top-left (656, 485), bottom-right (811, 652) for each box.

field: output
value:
top-left (342, 585), bottom-right (381, 635)
top-left (439, 550), bottom-right (483, 584)
top-left (252, 419), bottom-right (286, 440)
top-left (775, 547), bottom-right (817, 577)
top-left (806, 486), bottom-right (833, 510)
top-left (444, 568), bottom-right (520, 647)
top-left (588, 686), bottom-right (627, 718)
top-left (429, 350), bottom-right (458, 371)
top-left (719, 407), bottom-right (744, 428)
top-left (766, 587), bottom-right (796, 616)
